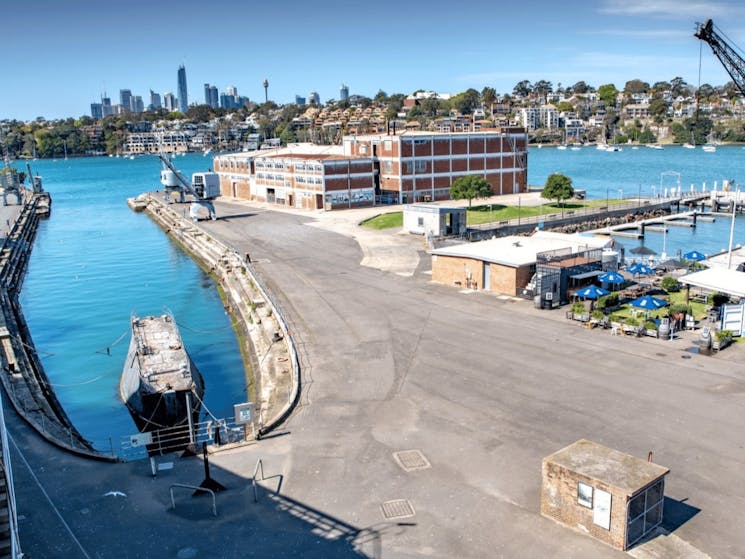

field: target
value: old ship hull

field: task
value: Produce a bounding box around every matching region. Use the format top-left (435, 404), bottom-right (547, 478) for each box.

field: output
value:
top-left (119, 314), bottom-right (204, 444)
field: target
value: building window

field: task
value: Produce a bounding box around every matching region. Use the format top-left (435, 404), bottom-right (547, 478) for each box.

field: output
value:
top-left (417, 217), bottom-right (424, 227)
top-left (384, 140), bottom-right (392, 151)
top-left (577, 482), bottom-right (593, 508)
top-left (383, 161), bottom-right (393, 173)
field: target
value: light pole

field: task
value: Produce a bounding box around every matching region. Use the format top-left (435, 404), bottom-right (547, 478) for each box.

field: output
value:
top-left (618, 189), bottom-right (623, 201)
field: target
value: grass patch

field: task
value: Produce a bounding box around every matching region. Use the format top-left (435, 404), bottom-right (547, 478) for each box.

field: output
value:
top-left (465, 199), bottom-right (623, 225)
top-left (360, 212), bottom-right (403, 229)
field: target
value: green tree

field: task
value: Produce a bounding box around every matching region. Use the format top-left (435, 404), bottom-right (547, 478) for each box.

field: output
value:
top-left (451, 88), bottom-right (481, 115)
top-left (512, 80), bottom-right (532, 97)
top-left (542, 173), bottom-right (574, 210)
top-left (649, 96), bottom-right (668, 122)
top-left (570, 81), bottom-right (590, 94)
top-left (555, 101), bottom-right (574, 113)
top-left (597, 83), bottom-right (619, 107)
top-left (449, 175), bottom-right (492, 207)
top-left (481, 87), bottom-right (497, 110)
top-left (623, 79), bottom-right (650, 94)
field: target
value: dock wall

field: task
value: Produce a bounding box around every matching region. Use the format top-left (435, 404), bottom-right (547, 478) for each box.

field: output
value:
top-left (136, 196), bottom-right (299, 438)
top-left (0, 193), bottom-right (116, 461)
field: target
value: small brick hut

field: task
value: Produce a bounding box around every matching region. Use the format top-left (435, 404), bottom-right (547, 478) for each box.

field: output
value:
top-left (541, 439), bottom-right (669, 550)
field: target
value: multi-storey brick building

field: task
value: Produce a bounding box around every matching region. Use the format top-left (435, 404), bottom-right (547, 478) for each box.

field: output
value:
top-left (212, 128), bottom-right (527, 210)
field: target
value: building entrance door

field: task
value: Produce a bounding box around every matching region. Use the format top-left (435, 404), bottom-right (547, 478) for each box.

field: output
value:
top-left (483, 262), bottom-right (491, 290)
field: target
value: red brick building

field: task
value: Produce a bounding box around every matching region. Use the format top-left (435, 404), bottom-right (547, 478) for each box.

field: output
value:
top-left (212, 128), bottom-right (527, 210)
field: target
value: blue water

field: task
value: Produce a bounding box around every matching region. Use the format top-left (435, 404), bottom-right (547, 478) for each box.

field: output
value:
top-left (18, 154), bottom-right (246, 452)
top-left (15, 147), bottom-right (745, 451)
top-left (529, 145), bottom-right (745, 259)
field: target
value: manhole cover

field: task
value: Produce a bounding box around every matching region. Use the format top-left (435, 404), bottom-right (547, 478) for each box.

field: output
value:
top-left (655, 353), bottom-right (667, 357)
top-left (381, 499), bottom-right (416, 520)
top-left (681, 354), bottom-right (692, 359)
top-left (393, 449), bottom-right (431, 472)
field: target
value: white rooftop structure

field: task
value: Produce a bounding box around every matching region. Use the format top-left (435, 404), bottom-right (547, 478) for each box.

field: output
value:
top-left (679, 268), bottom-right (745, 298)
top-left (430, 231), bottom-right (611, 268)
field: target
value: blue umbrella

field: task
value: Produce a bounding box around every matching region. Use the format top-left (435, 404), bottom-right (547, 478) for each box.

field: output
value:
top-left (576, 285), bottom-right (610, 299)
top-left (683, 249), bottom-right (706, 261)
top-left (598, 270), bottom-right (625, 285)
top-left (627, 262), bottom-right (655, 275)
top-left (629, 295), bottom-right (668, 310)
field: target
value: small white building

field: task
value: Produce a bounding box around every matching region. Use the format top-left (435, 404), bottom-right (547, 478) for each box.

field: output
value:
top-left (403, 204), bottom-right (466, 236)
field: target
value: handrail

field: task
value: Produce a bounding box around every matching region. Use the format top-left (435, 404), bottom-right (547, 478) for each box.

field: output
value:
top-left (169, 483), bottom-right (217, 516)
top-left (252, 458), bottom-right (265, 502)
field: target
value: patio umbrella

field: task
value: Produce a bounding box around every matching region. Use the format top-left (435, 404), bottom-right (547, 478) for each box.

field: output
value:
top-left (627, 262), bottom-right (655, 275)
top-left (629, 294), bottom-right (668, 310)
top-left (655, 258), bottom-right (686, 271)
top-left (629, 245), bottom-right (657, 256)
top-left (575, 285), bottom-right (609, 299)
top-left (598, 270), bottom-right (625, 285)
top-left (683, 249), bottom-right (706, 261)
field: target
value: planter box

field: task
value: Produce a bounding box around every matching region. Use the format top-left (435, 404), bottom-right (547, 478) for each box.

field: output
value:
top-left (712, 338), bottom-right (731, 350)
top-left (644, 329), bottom-right (658, 338)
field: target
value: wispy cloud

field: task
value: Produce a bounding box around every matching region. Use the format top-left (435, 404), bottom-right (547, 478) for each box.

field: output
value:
top-left (581, 29), bottom-right (689, 40)
top-left (598, 0), bottom-right (737, 19)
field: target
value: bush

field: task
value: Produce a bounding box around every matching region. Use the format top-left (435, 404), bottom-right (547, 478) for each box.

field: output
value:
top-left (715, 329), bottom-right (733, 342)
top-left (591, 309), bottom-right (605, 321)
top-left (708, 292), bottom-right (729, 307)
top-left (572, 301), bottom-right (586, 314)
top-left (643, 320), bottom-right (657, 331)
top-left (625, 316), bottom-right (640, 327)
top-left (669, 303), bottom-right (691, 316)
top-left (660, 276), bottom-right (680, 292)
top-left (596, 292), bottom-right (619, 310)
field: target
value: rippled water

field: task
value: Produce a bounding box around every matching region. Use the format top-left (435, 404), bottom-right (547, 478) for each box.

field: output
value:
top-left (529, 144), bottom-right (745, 258)
top-left (18, 154), bottom-right (246, 452)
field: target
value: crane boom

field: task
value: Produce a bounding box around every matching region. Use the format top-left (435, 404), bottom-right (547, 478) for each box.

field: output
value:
top-left (695, 19), bottom-right (745, 97)
top-left (157, 153), bottom-right (219, 221)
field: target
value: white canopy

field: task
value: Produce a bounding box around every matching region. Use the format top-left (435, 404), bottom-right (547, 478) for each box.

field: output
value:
top-left (678, 268), bottom-right (745, 298)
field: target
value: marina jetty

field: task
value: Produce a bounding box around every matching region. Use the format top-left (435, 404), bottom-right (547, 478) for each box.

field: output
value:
top-left (130, 193), bottom-right (299, 439)
top-left (0, 190), bottom-right (115, 461)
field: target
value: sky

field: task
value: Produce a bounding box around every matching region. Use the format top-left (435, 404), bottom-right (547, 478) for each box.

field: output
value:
top-left (2, 0), bottom-right (745, 121)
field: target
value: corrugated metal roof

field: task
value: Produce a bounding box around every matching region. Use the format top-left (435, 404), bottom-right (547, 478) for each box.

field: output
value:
top-left (430, 232), bottom-right (610, 268)
top-left (679, 268), bottom-right (745, 297)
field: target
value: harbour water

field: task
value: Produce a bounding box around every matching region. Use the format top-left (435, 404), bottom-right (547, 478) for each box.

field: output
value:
top-left (19, 154), bottom-right (245, 453)
top-left (15, 147), bottom-right (745, 452)
top-left (529, 144), bottom-right (745, 259)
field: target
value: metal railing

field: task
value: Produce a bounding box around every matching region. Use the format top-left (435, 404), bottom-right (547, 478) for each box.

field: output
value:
top-left (0, 389), bottom-right (21, 558)
top-left (169, 483), bottom-right (217, 516)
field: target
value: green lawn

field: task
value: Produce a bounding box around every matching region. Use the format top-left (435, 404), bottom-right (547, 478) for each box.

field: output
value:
top-left (466, 199), bottom-right (621, 225)
top-left (360, 212), bottom-right (403, 229)
top-left (359, 199), bottom-right (625, 229)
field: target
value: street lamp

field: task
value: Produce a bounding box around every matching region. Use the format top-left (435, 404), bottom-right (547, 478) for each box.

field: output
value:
top-left (618, 189), bottom-right (623, 200)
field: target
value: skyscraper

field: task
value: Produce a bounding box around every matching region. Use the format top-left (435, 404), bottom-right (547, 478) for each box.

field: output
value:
top-left (120, 89), bottom-right (132, 112)
top-left (309, 91), bottom-right (320, 105)
top-left (209, 86), bottom-right (218, 108)
top-left (340, 84), bottom-right (349, 101)
top-left (90, 103), bottom-right (103, 119)
top-left (164, 92), bottom-right (177, 112)
top-left (177, 65), bottom-right (188, 113)
top-left (149, 90), bottom-right (162, 110)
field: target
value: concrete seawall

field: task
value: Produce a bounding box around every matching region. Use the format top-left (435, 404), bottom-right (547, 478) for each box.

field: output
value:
top-left (134, 195), bottom-right (298, 438)
top-left (0, 192), bottom-right (116, 461)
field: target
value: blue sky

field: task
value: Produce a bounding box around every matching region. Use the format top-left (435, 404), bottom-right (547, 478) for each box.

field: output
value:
top-left (2, 0), bottom-right (745, 121)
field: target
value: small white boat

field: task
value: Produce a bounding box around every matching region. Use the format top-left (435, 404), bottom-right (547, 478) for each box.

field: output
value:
top-left (557, 145), bottom-right (567, 151)
top-left (702, 144), bottom-right (717, 153)
top-left (682, 143), bottom-right (696, 149)
top-left (646, 144), bottom-right (663, 150)
top-left (605, 145), bottom-right (622, 152)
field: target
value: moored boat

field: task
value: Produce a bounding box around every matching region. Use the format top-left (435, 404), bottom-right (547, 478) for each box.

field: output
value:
top-left (119, 313), bottom-right (204, 435)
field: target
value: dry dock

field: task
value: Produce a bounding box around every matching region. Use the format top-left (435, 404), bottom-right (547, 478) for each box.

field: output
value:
top-left (0, 191), bottom-right (114, 460)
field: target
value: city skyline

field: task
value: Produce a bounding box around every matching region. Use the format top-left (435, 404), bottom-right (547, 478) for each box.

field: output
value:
top-left (2, 0), bottom-right (745, 121)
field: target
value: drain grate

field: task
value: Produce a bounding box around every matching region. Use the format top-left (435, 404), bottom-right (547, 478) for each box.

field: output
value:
top-left (381, 499), bottom-right (415, 519)
top-left (393, 450), bottom-right (431, 472)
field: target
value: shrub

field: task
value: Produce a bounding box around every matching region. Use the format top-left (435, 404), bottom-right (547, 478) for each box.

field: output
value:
top-left (660, 276), bottom-right (680, 292)
top-left (572, 301), bottom-right (586, 314)
top-left (597, 292), bottom-right (619, 310)
top-left (591, 309), bottom-right (605, 321)
top-left (643, 320), bottom-right (657, 331)
top-left (625, 316), bottom-right (639, 327)
top-left (669, 303), bottom-right (691, 316)
top-left (715, 329), bottom-right (733, 342)
top-left (708, 292), bottom-right (729, 307)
